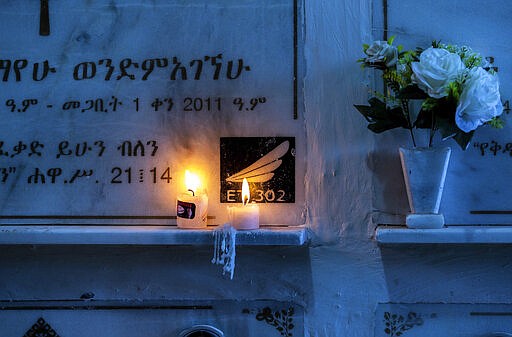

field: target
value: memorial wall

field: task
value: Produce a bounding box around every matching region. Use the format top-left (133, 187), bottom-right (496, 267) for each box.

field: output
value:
top-left (2, 1), bottom-right (512, 336)
top-left (0, 0), bottom-right (305, 226)
top-left (372, 0), bottom-right (512, 225)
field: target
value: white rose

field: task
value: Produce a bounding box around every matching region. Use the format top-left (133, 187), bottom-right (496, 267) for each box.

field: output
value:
top-left (455, 67), bottom-right (503, 132)
top-left (364, 41), bottom-right (398, 67)
top-left (411, 47), bottom-right (465, 98)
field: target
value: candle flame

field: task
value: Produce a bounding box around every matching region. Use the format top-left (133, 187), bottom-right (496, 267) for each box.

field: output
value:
top-left (242, 178), bottom-right (250, 205)
top-left (185, 170), bottom-right (200, 194)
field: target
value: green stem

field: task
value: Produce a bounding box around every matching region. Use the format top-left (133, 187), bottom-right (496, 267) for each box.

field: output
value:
top-left (401, 99), bottom-right (417, 147)
top-left (429, 109), bottom-right (436, 148)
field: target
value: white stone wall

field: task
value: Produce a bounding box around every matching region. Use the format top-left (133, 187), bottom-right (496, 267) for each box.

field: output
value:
top-left (1, 1), bottom-right (512, 337)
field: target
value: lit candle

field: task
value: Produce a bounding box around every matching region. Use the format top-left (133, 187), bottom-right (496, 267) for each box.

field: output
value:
top-left (176, 170), bottom-right (208, 229)
top-left (228, 178), bottom-right (260, 230)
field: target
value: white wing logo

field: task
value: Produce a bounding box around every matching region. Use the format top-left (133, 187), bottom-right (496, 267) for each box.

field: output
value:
top-left (226, 141), bottom-right (290, 183)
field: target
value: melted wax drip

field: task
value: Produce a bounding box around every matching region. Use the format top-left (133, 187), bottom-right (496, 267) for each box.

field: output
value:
top-left (212, 224), bottom-right (236, 279)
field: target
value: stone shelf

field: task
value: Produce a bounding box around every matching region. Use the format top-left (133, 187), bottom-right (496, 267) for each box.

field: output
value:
top-left (376, 225), bottom-right (512, 244)
top-left (0, 225), bottom-right (308, 246)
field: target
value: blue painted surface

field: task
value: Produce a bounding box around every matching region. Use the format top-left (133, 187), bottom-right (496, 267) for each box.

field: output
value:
top-left (0, 1), bottom-right (510, 336)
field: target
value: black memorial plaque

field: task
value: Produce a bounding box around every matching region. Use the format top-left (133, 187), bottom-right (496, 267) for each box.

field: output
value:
top-left (220, 137), bottom-right (295, 203)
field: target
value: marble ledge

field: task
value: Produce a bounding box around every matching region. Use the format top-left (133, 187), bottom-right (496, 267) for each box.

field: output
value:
top-left (0, 225), bottom-right (308, 246)
top-left (376, 225), bottom-right (512, 245)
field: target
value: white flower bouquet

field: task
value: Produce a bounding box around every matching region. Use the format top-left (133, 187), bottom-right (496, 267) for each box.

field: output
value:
top-left (355, 37), bottom-right (504, 150)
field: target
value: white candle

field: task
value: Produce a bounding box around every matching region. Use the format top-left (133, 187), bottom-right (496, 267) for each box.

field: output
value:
top-left (228, 178), bottom-right (259, 230)
top-left (176, 171), bottom-right (208, 229)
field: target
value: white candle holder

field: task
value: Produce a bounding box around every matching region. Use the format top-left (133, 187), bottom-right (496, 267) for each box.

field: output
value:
top-left (228, 203), bottom-right (259, 230)
top-left (176, 192), bottom-right (208, 229)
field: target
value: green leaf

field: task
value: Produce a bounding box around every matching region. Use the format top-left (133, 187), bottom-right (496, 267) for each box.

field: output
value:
top-left (397, 85), bottom-right (427, 100)
top-left (387, 35), bottom-right (396, 45)
top-left (363, 61), bottom-right (387, 70)
top-left (367, 97), bottom-right (388, 113)
top-left (487, 116), bottom-right (505, 129)
top-left (436, 117), bottom-right (458, 140)
top-left (367, 121), bottom-right (398, 133)
top-left (354, 98), bottom-right (409, 134)
top-left (453, 130), bottom-right (474, 150)
top-left (354, 104), bottom-right (376, 122)
top-left (414, 108), bottom-right (433, 129)
top-left (436, 117), bottom-right (474, 150)
top-left (354, 98), bottom-right (387, 121)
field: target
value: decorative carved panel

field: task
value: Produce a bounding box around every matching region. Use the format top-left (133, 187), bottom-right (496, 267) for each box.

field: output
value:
top-left (23, 317), bottom-right (60, 337)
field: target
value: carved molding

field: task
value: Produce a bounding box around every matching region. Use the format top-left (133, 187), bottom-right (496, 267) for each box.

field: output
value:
top-left (23, 317), bottom-right (60, 337)
top-left (383, 311), bottom-right (423, 337)
top-left (255, 306), bottom-right (295, 337)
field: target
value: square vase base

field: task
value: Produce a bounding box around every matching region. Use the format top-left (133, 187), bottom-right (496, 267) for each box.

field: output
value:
top-left (406, 213), bottom-right (445, 229)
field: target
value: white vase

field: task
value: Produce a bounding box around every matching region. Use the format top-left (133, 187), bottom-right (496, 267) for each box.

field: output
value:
top-left (399, 146), bottom-right (451, 229)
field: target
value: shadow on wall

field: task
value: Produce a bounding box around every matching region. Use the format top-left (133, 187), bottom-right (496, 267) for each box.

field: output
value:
top-left (0, 245), bottom-right (313, 337)
top-left (0, 244), bottom-right (314, 306)
top-left (379, 244), bottom-right (512, 304)
top-left (367, 130), bottom-right (411, 224)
